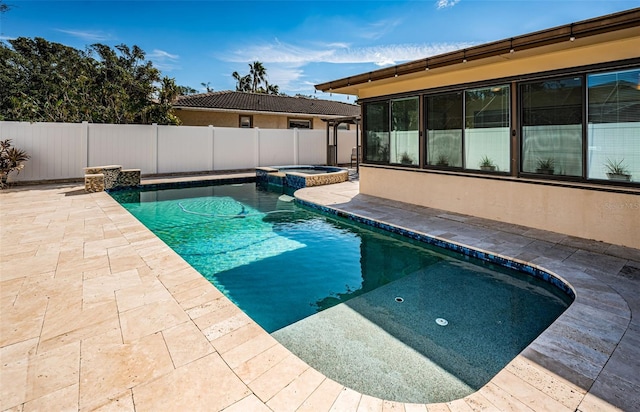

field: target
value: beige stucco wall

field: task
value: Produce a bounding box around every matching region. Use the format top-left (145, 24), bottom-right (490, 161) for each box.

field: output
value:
top-left (348, 27), bottom-right (640, 99)
top-left (360, 166), bottom-right (640, 249)
top-left (348, 28), bottom-right (640, 249)
top-left (175, 109), bottom-right (326, 129)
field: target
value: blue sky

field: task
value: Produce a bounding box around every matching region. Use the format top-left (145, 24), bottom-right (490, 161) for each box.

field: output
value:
top-left (2, 0), bottom-right (637, 102)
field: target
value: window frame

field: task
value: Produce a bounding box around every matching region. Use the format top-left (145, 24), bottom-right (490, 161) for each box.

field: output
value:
top-left (239, 115), bottom-right (253, 128)
top-left (358, 58), bottom-right (639, 187)
top-left (518, 74), bottom-right (586, 180)
top-left (422, 85), bottom-right (511, 173)
top-left (424, 90), bottom-right (464, 169)
top-left (390, 96), bottom-right (420, 167)
top-left (288, 117), bottom-right (313, 129)
top-left (362, 99), bottom-right (391, 164)
top-left (464, 84), bottom-right (511, 173)
top-left (586, 68), bottom-right (640, 183)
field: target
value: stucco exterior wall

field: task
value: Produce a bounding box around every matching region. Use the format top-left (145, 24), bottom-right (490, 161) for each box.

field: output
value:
top-left (351, 28), bottom-right (640, 99)
top-left (175, 110), bottom-right (238, 127)
top-left (175, 109), bottom-right (328, 129)
top-left (360, 166), bottom-right (640, 249)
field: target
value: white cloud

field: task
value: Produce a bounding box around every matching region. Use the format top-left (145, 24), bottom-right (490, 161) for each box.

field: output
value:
top-left (148, 49), bottom-right (180, 72)
top-left (226, 39), bottom-right (333, 67)
top-left (436, 0), bottom-right (461, 9)
top-left (359, 18), bottom-right (403, 40)
top-left (225, 40), bottom-right (473, 67)
top-left (149, 49), bottom-right (179, 60)
top-left (222, 39), bottom-right (473, 97)
top-left (56, 29), bottom-right (111, 42)
top-left (265, 66), bottom-right (305, 91)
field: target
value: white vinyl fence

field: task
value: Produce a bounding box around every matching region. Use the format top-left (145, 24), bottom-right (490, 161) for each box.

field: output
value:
top-left (0, 121), bottom-right (358, 183)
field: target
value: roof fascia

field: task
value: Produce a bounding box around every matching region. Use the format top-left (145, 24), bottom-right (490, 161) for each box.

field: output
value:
top-left (172, 106), bottom-right (354, 119)
top-left (314, 8), bottom-right (640, 94)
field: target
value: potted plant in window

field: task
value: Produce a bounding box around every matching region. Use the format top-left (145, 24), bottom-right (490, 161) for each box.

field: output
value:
top-left (604, 158), bottom-right (631, 182)
top-left (536, 157), bottom-right (555, 175)
top-left (400, 152), bottom-right (414, 165)
top-left (0, 139), bottom-right (30, 188)
top-left (435, 154), bottom-right (449, 167)
top-left (378, 144), bottom-right (390, 162)
top-left (479, 155), bottom-right (497, 171)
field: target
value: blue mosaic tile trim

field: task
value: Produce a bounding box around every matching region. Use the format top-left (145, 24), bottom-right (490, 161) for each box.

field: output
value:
top-left (285, 174), bottom-right (306, 190)
top-left (296, 199), bottom-right (575, 299)
top-left (107, 176), bottom-right (255, 192)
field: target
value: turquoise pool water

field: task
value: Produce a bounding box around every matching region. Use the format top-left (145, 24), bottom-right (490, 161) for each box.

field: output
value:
top-left (110, 182), bottom-right (572, 403)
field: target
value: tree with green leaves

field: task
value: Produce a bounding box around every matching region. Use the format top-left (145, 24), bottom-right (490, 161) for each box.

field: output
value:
top-left (232, 61), bottom-right (281, 95)
top-left (0, 37), bottom-right (181, 124)
top-left (177, 85), bottom-right (198, 95)
top-left (200, 82), bottom-right (213, 93)
top-left (248, 61), bottom-right (266, 93)
top-left (232, 71), bottom-right (251, 92)
top-left (264, 82), bottom-right (279, 95)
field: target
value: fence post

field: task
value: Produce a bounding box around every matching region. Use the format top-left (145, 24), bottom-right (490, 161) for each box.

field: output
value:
top-left (209, 125), bottom-right (215, 171)
top-left (82, 121), bottom-right (89, 168)
top-left (151, 123), bottom-right (158, 174)
top-left (293, 128), bottom-right (299, 165)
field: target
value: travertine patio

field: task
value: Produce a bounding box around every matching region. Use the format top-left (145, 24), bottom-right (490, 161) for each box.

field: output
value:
top-left (1, 174), bottom-right (638, 411)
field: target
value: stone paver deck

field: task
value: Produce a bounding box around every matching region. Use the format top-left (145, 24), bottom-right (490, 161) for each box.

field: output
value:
top-left (1, 175), bottom-right (638, 411)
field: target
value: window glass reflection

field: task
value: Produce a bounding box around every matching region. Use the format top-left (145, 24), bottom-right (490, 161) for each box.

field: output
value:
top-left (587, 69), bottom-right (639, 182)
top-left (521, 78), bottom-right (583, 176)
top-left (465, 85), bottom-right (510, 172)
top-left (390, 97), bottom-right (419, 166)
top-left (426, 92), bottom-right (462, 167)
top-left (364, 101), bottom-right (390, 162)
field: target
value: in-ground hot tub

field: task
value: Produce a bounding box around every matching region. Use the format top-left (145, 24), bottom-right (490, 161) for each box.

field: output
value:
top-left (256, 165), bottom-right (349, 193)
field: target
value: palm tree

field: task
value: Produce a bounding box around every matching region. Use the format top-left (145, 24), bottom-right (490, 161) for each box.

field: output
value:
top-left (177, 85), bottom-right (197, 95)
top-left (232, 71), bottom-right (251, 92)
top-left (265, 81), bottom-right (279, 95)
top-left (248, 61), bottom-right (266, 93)
top-left (200, 82), bottom-right (213, 93)
top-left (232, 62), bottom-right (280, 94)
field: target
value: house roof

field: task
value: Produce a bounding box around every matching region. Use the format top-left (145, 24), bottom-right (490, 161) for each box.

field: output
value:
top-left (173, 91), bottom-right (360, 117)
top-left (315, 8), bottom-right (640, 95)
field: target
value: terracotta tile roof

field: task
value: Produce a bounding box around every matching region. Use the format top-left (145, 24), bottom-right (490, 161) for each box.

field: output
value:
top-left (174, 91), bottom-right (360, 117)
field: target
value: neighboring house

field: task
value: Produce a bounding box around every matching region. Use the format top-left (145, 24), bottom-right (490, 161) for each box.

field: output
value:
top-left (315, 8), bottom-right (640, 249)
top-left (173, 91), bottom-right (360, 129)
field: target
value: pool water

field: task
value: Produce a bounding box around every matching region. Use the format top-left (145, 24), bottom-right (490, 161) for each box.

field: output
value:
top-left (110, 182), bottom-right (572, 403)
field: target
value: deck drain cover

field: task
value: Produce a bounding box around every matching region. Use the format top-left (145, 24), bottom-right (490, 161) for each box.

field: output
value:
top-left (436, 318), bottom-right (448, 326)
top-left (395, 297), bottom-right (404, 303)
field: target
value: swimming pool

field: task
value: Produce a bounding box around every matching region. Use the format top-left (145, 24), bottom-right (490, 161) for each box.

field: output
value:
top-left (110, 182), bottom-right (572, 403)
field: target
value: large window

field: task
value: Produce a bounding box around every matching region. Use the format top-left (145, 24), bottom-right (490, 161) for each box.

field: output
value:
top-left (465, 85), bottom-right (510, 172)
top-left (587, 68), bottom-right (640, 183)
top-left (390, 97), bottom-right (419, 165)
top-left (364, 101), bottom-right (390, 162)
top-left (360, 63), bottom-right (637, 187)
top-left (521, 77), bottom-right (583, 177)
top-left (426, 92), bottom-right (462, 167)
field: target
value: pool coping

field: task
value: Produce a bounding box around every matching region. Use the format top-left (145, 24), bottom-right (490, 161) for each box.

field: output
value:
top-left (297, 198), bottom-right (577, 300)
top-left (1, 176), bottom-right (638, 411)
top-left (294, 181), bottom-right (639, 411)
